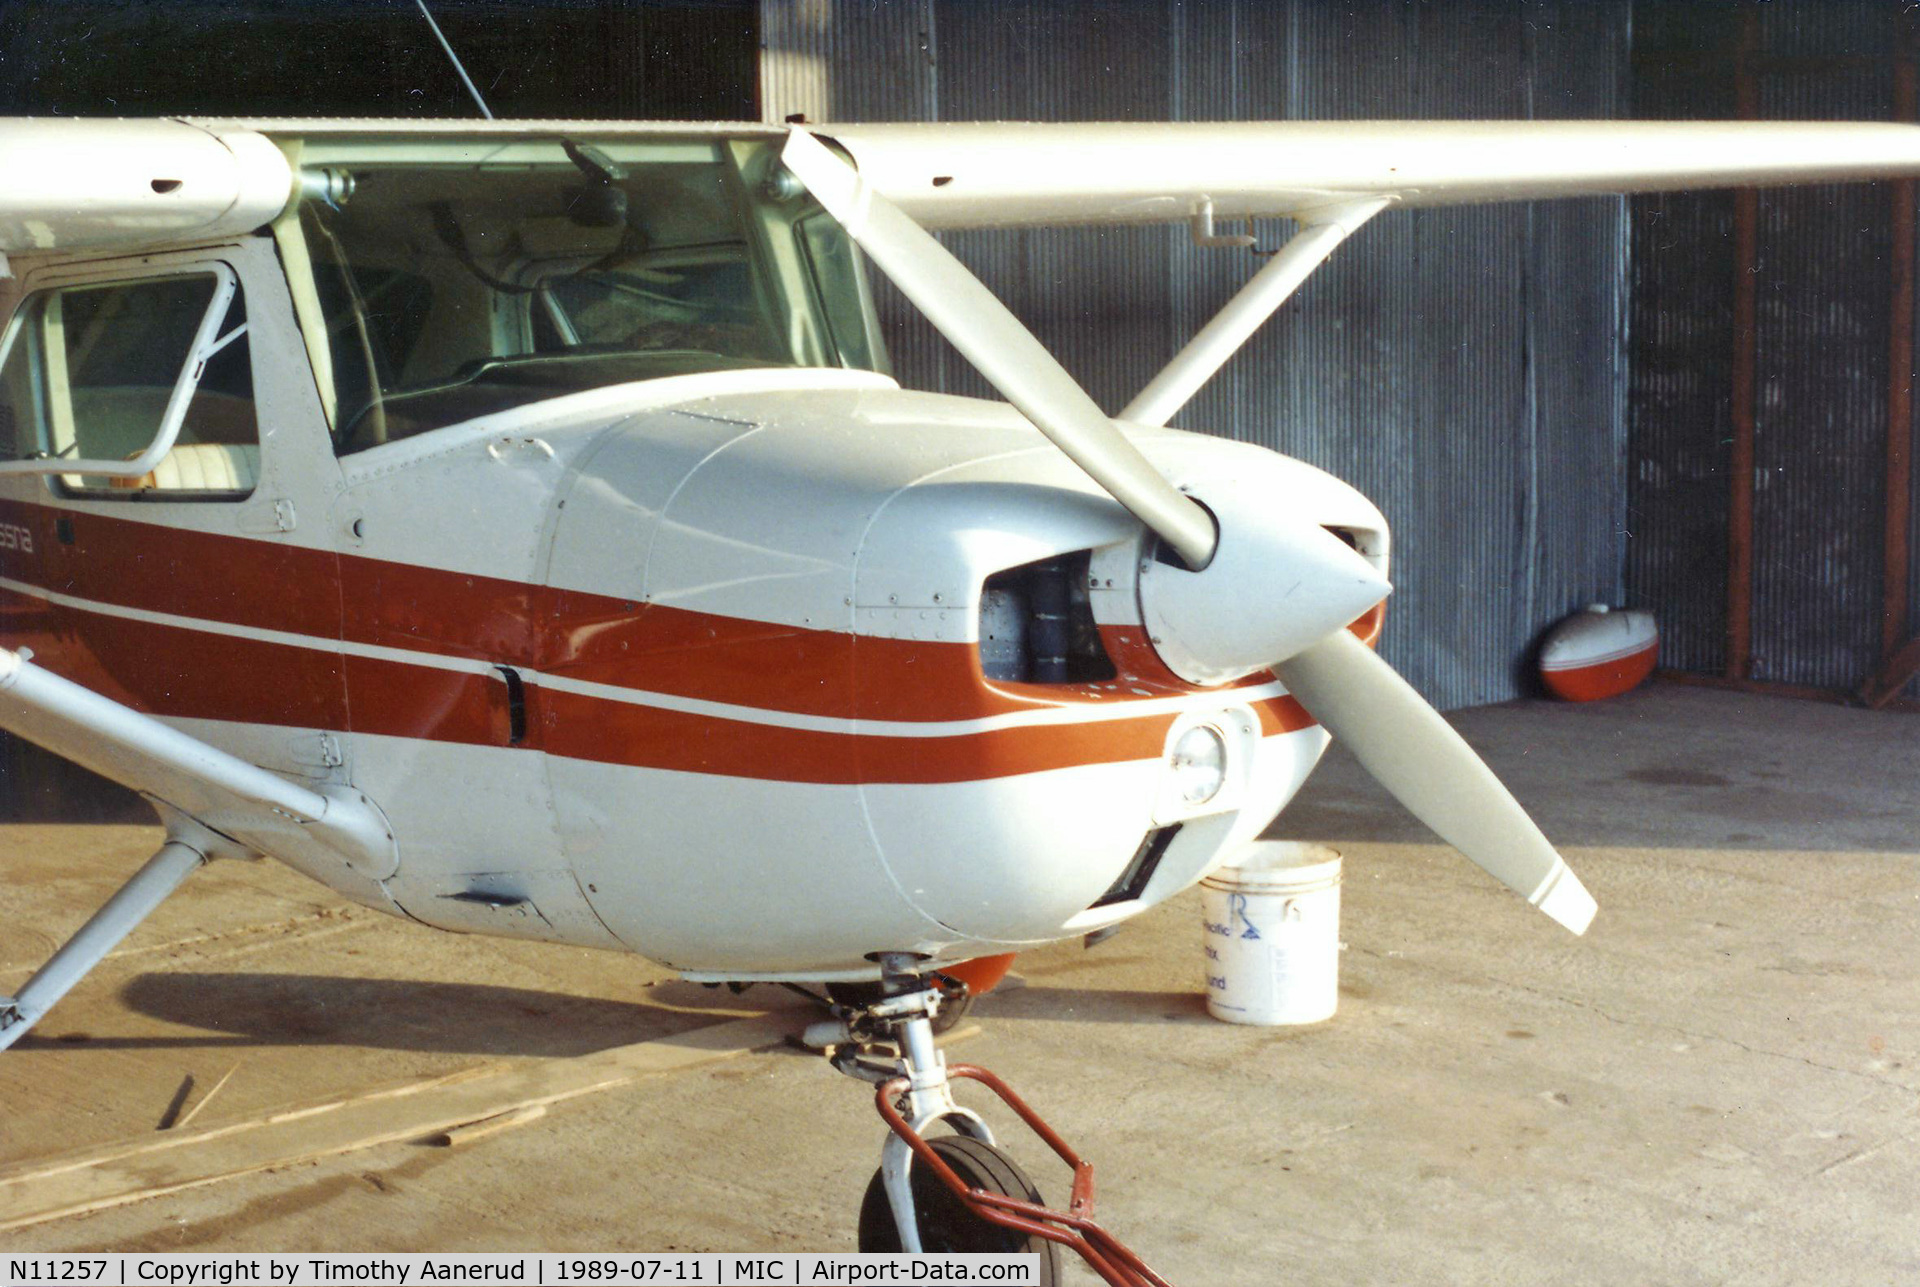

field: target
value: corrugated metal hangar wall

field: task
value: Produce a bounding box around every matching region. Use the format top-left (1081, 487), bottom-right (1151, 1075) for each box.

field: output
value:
top-left (760, 0), bottom-right (1634, 711)
top-left (1629, 0), bottom-right (1920, 706)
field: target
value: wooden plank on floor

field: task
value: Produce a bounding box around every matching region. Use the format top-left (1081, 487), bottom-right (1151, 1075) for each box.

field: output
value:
top-left (0, 1012), bottom-right (797, 1232)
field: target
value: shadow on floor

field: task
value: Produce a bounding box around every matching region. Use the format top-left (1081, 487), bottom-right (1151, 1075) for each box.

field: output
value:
top-left (33, 971), bottom-right (1252, 1054)
top-left (7, 974), bottom-right (809, 1057)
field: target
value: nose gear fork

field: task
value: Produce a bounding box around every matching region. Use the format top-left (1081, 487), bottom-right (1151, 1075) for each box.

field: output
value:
top-left (819, 956), bottom-right (998, 1253)
top-left (873, 1063), bottom-right (1175, 1287)
top-left (821, 953), bottom-right (1174, 1286)
top-left (871, 991), bottom-right (996, 1253)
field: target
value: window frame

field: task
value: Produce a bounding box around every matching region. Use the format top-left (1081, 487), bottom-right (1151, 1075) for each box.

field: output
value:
top-left (0, 258), bottom-right (246, 487)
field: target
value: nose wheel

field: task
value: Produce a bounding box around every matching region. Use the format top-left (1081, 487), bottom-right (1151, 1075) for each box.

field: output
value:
top-left (814, 954), bottom-right (1175, 1287)
top-left (857, 1135), bottom-right (1057, 1267)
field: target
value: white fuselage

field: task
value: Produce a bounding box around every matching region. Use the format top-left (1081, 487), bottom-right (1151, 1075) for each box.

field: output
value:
top-left (0, 232), bottom-right (1390, 982)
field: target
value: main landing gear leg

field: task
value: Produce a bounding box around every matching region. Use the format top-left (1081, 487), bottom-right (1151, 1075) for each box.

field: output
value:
top-left (815, 954), bottom-right (1174, 1287)
top-left (0, 819), bottom-right (229, 1051)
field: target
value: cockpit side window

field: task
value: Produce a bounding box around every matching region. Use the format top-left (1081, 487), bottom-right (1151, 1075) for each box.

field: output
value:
top-left (293, 135), bottom-right (889, 456)
top-left (0, 269), bottom-right (259, 499)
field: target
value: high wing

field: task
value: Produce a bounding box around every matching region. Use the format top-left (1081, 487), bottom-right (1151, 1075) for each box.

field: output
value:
top-left (8, 117), bottom-right (1920, 254)
top-left (0, 119), bottom-right (291, 255)
top-left (817, 120), bottom-right (1920, 228)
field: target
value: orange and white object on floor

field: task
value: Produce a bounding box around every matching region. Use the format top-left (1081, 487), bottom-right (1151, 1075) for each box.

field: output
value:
top-left (1539, 605), bottom-right (1659, 702)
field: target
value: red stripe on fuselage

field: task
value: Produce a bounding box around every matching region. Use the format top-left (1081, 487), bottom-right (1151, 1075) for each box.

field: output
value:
top-left (1, 578), bottom-right (1315, 783)
top-left (0, 496), bottom-right (1291, 723)
top-left (0, 579), bottom-right (351, 730)
top-left (537, 686), bottom-right (1314, 784)
top-left (0, 496), bottom-right (1321, 782)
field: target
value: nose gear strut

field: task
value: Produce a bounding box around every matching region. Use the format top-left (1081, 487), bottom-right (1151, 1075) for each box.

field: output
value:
top-left (812, 954), bottom-right (1175, 1287)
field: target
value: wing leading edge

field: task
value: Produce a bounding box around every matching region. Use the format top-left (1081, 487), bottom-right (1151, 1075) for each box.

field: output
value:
top-left (5, 117), bottom-right (1920, 253)
top-left (816, 120), bottom-right (1920, 229)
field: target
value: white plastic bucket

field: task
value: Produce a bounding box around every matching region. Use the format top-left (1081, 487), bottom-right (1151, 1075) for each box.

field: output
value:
top-left (1200, 842), bottom-right (1342, 1025)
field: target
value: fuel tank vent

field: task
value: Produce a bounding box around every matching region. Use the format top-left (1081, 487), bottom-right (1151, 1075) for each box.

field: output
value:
top-left (978, 550), bottom-right (1115, 683)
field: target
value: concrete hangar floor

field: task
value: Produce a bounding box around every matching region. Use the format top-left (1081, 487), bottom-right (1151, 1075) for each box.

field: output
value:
top-left (1, 684), bottom-right (1915, 1285)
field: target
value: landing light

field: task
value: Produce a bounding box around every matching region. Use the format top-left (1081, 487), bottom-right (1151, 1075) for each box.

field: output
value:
top-left (1171, 724), bottom-right (1228, 806)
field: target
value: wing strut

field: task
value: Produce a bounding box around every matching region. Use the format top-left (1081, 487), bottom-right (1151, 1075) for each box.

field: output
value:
top-left (781, 128), bottom-right (1221, 570)
top-left (1120, 198), bottom-right (1388, 427)
top-left (0, 821), bottom-right (223, 1050)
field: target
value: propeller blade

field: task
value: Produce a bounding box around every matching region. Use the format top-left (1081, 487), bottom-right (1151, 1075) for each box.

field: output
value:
top-left (781, 128), bottom-right (1218, 571)
top-left (1274, 629), bottom-right (1597, 934)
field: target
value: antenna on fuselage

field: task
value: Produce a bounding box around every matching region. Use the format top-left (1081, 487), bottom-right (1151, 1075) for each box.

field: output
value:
top-left (414, 0), bottom-right (496, 120)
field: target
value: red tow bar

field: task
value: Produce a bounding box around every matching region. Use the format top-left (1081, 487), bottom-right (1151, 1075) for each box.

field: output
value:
top-left (875, 1063), bottom-right (1176, 1287)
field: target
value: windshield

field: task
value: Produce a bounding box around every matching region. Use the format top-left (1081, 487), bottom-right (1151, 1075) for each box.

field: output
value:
top-left (291, 135), bottom-right (887, 454)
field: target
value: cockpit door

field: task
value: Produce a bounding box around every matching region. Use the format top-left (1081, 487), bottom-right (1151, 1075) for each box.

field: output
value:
top-left (0, 238), bottom-right (354, 792)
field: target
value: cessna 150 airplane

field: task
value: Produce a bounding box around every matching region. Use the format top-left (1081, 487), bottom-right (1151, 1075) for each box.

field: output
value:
top-left (4, 110), bottom-right (1920, 1279)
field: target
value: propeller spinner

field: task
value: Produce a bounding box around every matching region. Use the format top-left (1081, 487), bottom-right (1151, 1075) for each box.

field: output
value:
top-left (781, 128), bottom-right (1596, 936)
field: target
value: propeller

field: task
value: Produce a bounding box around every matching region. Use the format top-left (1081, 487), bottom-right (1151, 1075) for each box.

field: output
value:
top-left (1273, 631), bottom-right (1595, 932)
top-left (781, 129), bottom-right (1596, 935)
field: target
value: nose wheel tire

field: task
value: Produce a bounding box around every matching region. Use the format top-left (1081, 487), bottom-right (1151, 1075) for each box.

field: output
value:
top-left (857, 1134), bottom-right (1061, 1281)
